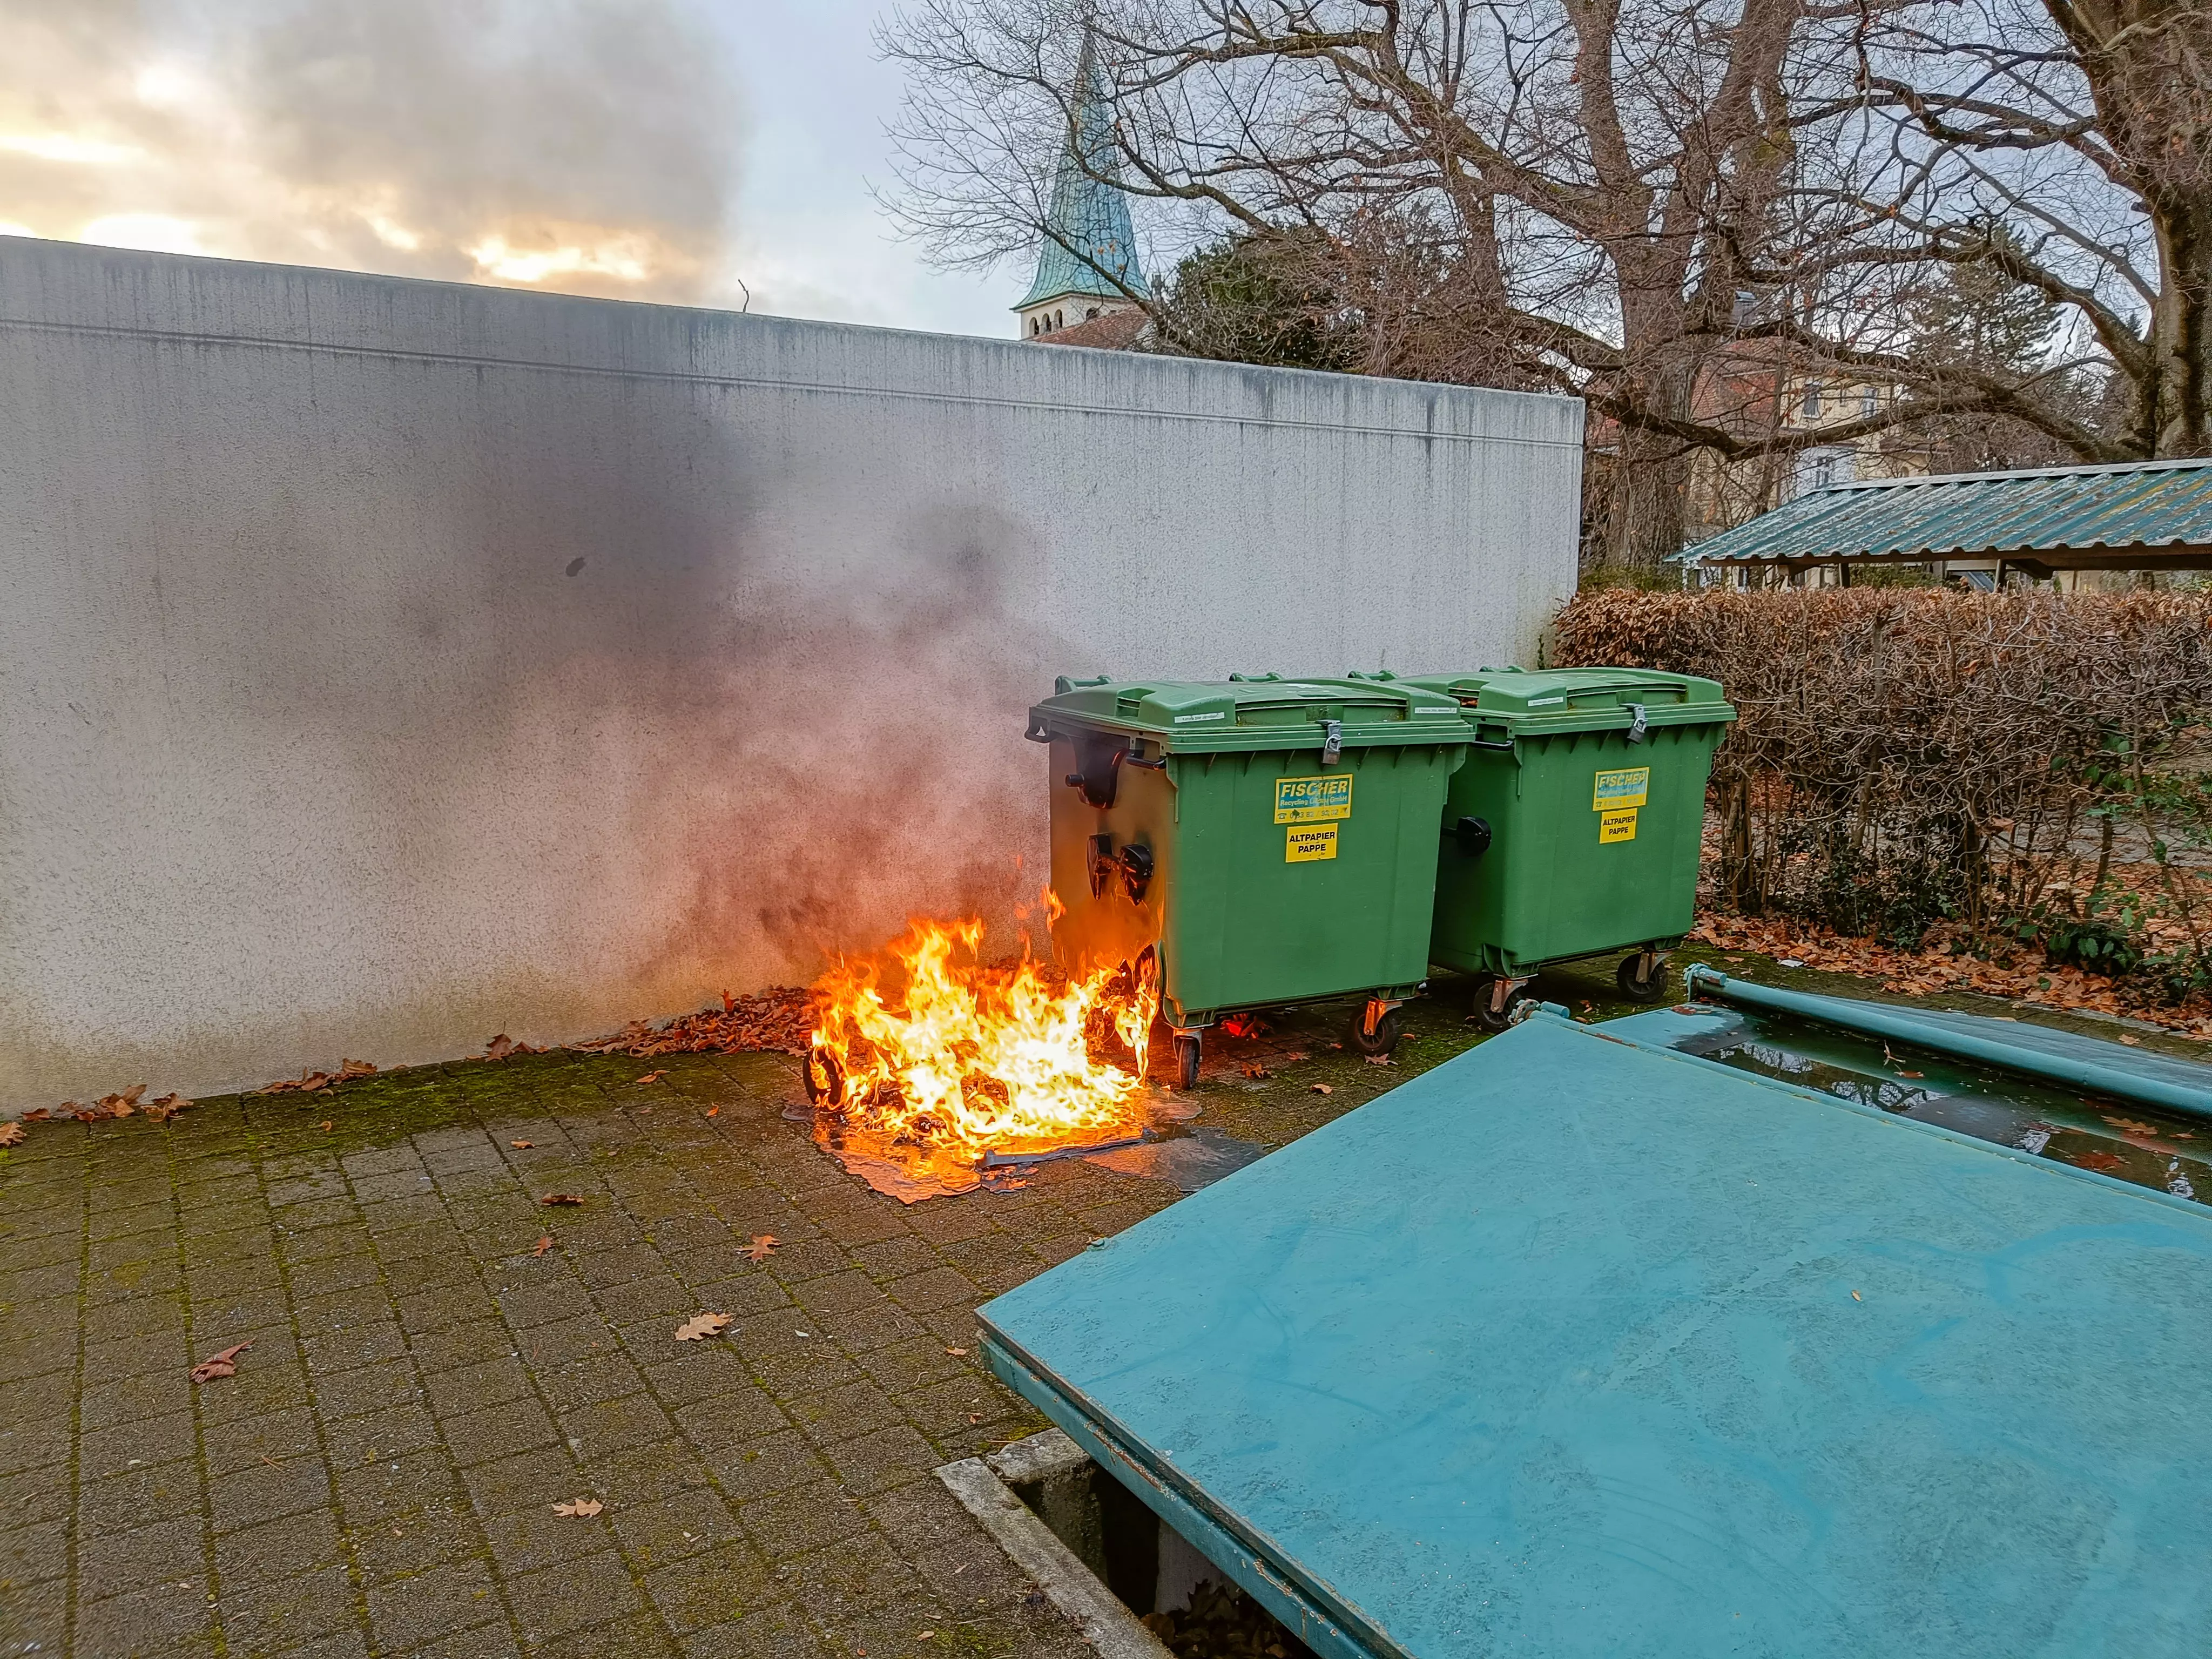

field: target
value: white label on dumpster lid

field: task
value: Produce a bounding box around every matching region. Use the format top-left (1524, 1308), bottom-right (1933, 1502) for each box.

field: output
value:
top-left (1173, 711), bottom-right (1227, 723)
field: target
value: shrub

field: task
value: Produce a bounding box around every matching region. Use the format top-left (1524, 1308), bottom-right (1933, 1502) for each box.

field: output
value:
top-left (1554, 588), bottom-right (2212, 994)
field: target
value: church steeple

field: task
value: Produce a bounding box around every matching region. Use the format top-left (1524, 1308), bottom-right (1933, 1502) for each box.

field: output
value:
top-left (1016, 46), bottom-right (1147, 339)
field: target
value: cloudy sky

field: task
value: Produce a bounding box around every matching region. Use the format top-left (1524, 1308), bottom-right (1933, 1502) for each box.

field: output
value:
top-left (0, 0), bottom-right (1019, 338)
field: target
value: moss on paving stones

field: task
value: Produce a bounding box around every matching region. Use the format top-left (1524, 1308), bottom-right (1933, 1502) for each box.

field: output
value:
top-left (6, 942), bottom-right (2149, 1656)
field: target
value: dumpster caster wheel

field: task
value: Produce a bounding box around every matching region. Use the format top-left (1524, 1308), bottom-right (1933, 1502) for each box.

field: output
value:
top-left (1467, 977), bottom-right (1526, 1034)
top-left (1172, 1032), bottom-right (1202, 1092)
top-left (1616, 953), bottom-right (1669, 1003)
top-left (1348, 1003), bottom-right (1402, 1057)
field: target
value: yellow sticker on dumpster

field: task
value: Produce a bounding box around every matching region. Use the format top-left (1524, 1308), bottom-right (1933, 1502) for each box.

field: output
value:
top-left (1286, 824), bottom-right (1339, 862)
top-left (1275, 775), bottom-right (1354, 824)
top-left (1599, 808), bottom-right (1639, 844)
top-left (1593, 767), bottom-right (1650, 811)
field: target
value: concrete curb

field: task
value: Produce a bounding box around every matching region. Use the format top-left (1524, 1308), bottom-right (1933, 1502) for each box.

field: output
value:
top-left (936, 1441), bottom-right (1172, 1659)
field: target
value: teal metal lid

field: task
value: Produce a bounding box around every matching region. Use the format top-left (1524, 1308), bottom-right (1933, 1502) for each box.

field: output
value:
top-left (1027, 673), bottom-right (1472, 756)
top-left (1363, 666), bottom-right (1735, 738)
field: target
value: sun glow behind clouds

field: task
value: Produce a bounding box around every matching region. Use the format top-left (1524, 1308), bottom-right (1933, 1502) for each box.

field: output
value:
top-left (0, 0), bottom-right (743, 305)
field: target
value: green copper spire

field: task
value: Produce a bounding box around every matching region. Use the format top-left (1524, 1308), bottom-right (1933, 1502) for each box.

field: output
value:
top-left (1016, 49), bottom-right (1148, 312)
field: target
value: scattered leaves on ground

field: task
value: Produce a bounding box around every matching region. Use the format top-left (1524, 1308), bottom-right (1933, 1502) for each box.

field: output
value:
top-left (552, 1498), bottom-right (603, 1518)
top-left (745, 1235), bottom-right (778, 1263)
top-left (539, 1193), bottom-right (585, 1207)
top-left (0, 1123), bottom-right (22, 1147)
top-left (1311, 1083), bottom-right (1333, 1096)
top-left (574, 986), bottom-right (812, 1059)
top-left (1692, 914), bottom-right (2212, 1038)
top-left (1895, 1070), bottom-right (1924, 1080)
top-left (2103, 1116), bottom-right (2162, 1136)
top-left (635, 1071), bottom-right (667, 1085)
top-left (190, 1340), bottom-right (253, 1383)
top-left (510, 1139), bottom-right (534, 1149)
top-left (1240, 1063), bottom-right (1270, 1080)
top-left (704, 1107), bottom-right (719, 1118)
top-left (674, 1312), bottom-right (732, 1342)
top-left (1364, 1054), bottom-right (1393, 1067)
top-left (319, 1120), bottom-right (333, 1132)
top-left (945, 1346), bottom-right (968, 1357)
top-left (2076, 1150), bottom-right (2127, 1172)
top-left (486, 1035), bottom-right (514, 1060)
top-left (2119, 1035), bottom-right (2143, 1047)
top-left (141, 1093), bottom-right (191, 1121)
top-left (531, 1236), bottom-right (554, 1257)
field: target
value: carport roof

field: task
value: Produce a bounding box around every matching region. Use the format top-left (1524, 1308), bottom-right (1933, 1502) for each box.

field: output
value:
top-left (1679, 456), bottom-right (2212, 570)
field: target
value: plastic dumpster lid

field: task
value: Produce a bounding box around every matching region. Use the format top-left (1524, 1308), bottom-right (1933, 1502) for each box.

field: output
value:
top-left (1360, 665), bottom-right (1734, 734)
top-left (976, 1009), bottom-right (2212, 1659)
top-left (1025, 673), bottom-right (1472, 756)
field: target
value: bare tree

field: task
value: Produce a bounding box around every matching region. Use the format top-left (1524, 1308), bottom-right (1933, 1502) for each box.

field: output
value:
top-left (1810, 0), bottom-right (2210, 460)
top-left (879, 1), bottom-right (2206, 563)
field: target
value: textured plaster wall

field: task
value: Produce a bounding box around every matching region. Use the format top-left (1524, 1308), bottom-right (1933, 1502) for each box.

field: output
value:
top-left (0, 237), bottom-right (1582, 1109)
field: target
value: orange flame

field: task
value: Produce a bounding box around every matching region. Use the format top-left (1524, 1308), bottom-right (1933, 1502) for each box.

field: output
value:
top-left (805, 916), bottom-right (1156, 1175)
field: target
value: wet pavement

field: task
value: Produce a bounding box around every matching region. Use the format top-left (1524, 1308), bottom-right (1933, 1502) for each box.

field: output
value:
top-left (3, 945), bottom-right (2203, 1657)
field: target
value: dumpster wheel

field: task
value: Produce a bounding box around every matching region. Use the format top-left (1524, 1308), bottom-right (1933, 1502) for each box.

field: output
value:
top-left (1616, 951), bottom-right (1669, 1003)
top-left (1172, 1031), bottom-right (1202, 1092)
top-left (1467, 975), bottom-right (1531, 1034)
top-left (1348, 1001), bottom-right (1402, 1057)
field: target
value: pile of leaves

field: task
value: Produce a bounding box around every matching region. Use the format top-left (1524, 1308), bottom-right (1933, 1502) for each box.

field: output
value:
top-left (1141, 1580), bottom-right (1312, 1659)
top-left (1691, 913), bottom-right (2212, 1038)
top-left (570, 986), bottom-right (812, 1058)
top-left (1559, 588), bottom-right (2212, 1009)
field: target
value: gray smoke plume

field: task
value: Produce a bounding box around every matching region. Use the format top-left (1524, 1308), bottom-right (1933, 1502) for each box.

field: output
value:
top-left (0, 0), bottom-right (742, 302)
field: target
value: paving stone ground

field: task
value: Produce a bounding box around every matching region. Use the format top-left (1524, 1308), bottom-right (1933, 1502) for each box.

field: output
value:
top-left (0, 968), bottom-right (1545, 1659)
top-left (6, 944), bottom-right (2146, 1658)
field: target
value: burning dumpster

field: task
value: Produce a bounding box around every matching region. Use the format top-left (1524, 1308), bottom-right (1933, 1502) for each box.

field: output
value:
top-left (1027, 674), bottom-right (1473, 1086)
top-left (1376, 666), bottom-right (1735, 1027)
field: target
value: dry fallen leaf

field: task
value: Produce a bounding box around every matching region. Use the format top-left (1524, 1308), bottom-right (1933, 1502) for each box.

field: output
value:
top-left (1364, 1054), bottom-right (1393, 1067)
top-left (2118, 1035), bottom-right (2143, 1047)
top-left (1895, 1071), bottom-right (1924, 1080)
top-left (1850, 1290), bottom-right (1863, 1302)
top-left (191, 1340), bottom-right (253, 1383)
top-left (704, 1107), bottom-right (719, 1118)
top-left (510, 1139), bottom-right (535, 1149)
top-left (0, 1123), bottom-right (23, 1147)
top-left (2102, 1115), bottom-right (2161, 1136)
top-left (552, 1498), bottom-right (603, 1518)
top-left (674, 1312), bottom-right (732, 1342)
top-left (319, 1121), bottom-right (334, 1133)
top-left (532, 1236), bottom-right (554, 1258)
top-left (2076, 1150), bottom-right (2126, 1172)
top-left (142, 1092), bottom-right (190, 1121)
top-left (635, 1070), bottom-right (667, 1085)
top-left (1240, 1063), bottom-right (1270, 1080)
top-left (945, 1346), bottom-right (969, 1357)
top-left (336, 1058), bottom-right (377, 1080)
top-left (745, 1235), bottom-right (778, 1263)
top-left (485, 1034), bottom-right (515, 1060)
top-left (539, 1193), bottom-right (585, 1207)
top-left (1311, 1083), bottom-right (1333, 1096)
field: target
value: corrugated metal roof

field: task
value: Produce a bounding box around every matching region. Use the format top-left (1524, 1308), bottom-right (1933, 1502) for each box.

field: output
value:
top-left (1681, 457), bottom-right (2212, 565)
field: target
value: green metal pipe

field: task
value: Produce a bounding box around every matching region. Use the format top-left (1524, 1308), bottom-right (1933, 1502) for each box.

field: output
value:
top-left (1683, 965), bottom-right (2212, 1123)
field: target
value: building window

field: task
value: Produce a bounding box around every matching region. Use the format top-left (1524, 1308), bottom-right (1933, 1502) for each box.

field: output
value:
top-left (1859, 386), bottom-right (1878, 418)
top-left (1793, 444), bottom-right (1856, 497)
top-left (1801, 381), bottom-right (1823, 420)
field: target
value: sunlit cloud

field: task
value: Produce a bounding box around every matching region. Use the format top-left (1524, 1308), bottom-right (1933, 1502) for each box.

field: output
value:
top-left (1, 132), bottom-right (144, 166)
top-left (0, 0), bottom-right (746, 305)
top-left (77, 212), bottom-right (203, 254)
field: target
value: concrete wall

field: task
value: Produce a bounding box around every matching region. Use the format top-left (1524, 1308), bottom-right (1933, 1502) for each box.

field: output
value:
top-left (0, 237), bottom-right (1582, 1109)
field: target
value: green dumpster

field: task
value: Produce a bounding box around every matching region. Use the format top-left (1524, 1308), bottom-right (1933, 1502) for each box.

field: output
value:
top-left (1026, 674), bottom-right (1474, 1086)
top-left (1376, 666), bottom-right (1735, 1027)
